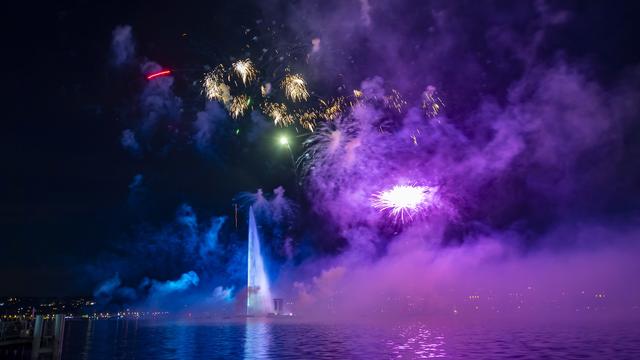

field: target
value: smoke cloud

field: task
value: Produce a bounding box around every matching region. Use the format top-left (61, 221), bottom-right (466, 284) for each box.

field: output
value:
top-left (261, 0), bottom-right (640, 321)
top-left (149, 271), bottom-right (200, 297)
top-left (111, 25), bottom-right (135, 66)
top-left (98, 2), bottom-right (640, 322)
top-left (120, 129), bottom-right (140, 154)
top-left (194, 101), bottom-right (226, 151)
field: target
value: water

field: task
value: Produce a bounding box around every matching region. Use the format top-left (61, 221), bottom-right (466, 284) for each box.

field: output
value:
top-left (247, 206), bottom-right (272, 316)
top-left (61, 319), bottom-right (640, 359)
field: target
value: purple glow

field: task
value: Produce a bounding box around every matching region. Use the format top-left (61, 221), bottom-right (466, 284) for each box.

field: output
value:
top-left (372, 184), bottom-right (437, 223)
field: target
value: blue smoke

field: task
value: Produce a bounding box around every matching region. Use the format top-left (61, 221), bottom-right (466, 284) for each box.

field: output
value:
top-left (149, 271), bottom-right (200, 297)
top-left (93, 273), bottom-right (137, 303)
top-left (200, 216), bottom-right (227, 259)
top-left (111, 25), bottom-right (135, 66)
top-left (120, 129), bottom-right (140, 154)
top-left (194, 101), bottom-right (227, 151)
top-left (94, 273), bottom-right (121, 298)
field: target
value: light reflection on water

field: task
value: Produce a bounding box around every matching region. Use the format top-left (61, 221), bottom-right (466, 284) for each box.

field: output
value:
top-left (244, 320), bottom-right (270, 359)
top-left (61, 319), bottom-right (640, 359)
top-left (388, 324), bottom-right (446, 358)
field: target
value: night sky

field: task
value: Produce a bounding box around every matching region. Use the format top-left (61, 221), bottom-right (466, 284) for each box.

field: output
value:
top-left (3, 0), bottom-right (640, 301)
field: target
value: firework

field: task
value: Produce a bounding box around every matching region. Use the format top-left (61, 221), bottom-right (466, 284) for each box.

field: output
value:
top-left (384, 89), bottom-right (406, 113)
top-left (298, 117), bottom-right (360, 177)
top-left (262, 102), bottom-right (294, 126)
top-left (422, 85), bottom-right (444, 118)
top-left (232, 59), bottom-right (257, 85)
top-left (147, 70), bottom-right (171, 80)
top-left (230, 95), bottom-right (251, 119)
top-left (282, 74), bottom-right (310, 102)
top-left (298, 111), bottom-right (318, 131)
top-left (371, 184), bottom-right (437, 223)
top-left (260, 83), bottom-right (272, 97)
top-left (319, 97), bottom-right (345, 121)
top-left (203, 67), bottom-right (232, 105)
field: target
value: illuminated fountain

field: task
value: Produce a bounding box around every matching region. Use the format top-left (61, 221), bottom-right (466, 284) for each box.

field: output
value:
top-left (246, 206), bottom-right (272, 316)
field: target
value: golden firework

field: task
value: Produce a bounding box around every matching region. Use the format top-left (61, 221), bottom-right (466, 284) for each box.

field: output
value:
top-left (230, 95), bottom-right (251, 119)
top-left (422, 85), bottom-right (444, 118)
top-left (282, 74), bottom-right (310, 102)
top-left (384, 89), bottom-right (406, 113)
top-left (203, 66), bottom-right (232, 105)
top-left (298, 111), bottom-right (318, 131)
top-left (260, 82), bottom-right (272, 97)
top-left (319, 97), bottom-right (345, 121)
top-left (262, 102), bottom-right (294, 127)
top-left (232, 59), bottom-right (257, 85)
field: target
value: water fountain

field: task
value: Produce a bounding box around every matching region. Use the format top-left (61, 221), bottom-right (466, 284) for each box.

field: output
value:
top-left (246, 206), bottom-right (272, 316)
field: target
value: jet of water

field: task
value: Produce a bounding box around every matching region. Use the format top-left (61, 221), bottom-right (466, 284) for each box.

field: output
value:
top-left (247, 206), bottom-right (273, 315)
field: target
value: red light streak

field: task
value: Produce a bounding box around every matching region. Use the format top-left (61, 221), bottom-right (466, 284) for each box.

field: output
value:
top-left (146, 70), bottom-right (171, 80)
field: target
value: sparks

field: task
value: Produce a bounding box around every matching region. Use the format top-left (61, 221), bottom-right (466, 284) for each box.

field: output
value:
top-left (260, 83), bottom-right (272, 97)
top-left (229, 95), bottom-right (251, 119)
top-left (146, 70), bottom-right (171, 80)
top-left (282, 74), bottom-right (310, 102)
top-left (384, 89), bottom-right (407, 113)
top-left (298, 111), bottom-right (318, 131)
top-left (232, 59), bottom-right (257, 85)
top-left (203, 67), bottom-right (232, 105)
top-left (263, 102), bottom-right (294, 127)
top-left (422, 85), bottom-right (445, 118)
top-left (319, 97), bottom-right (345, 121)
top-left (371, 184), bottom-right (437, 223)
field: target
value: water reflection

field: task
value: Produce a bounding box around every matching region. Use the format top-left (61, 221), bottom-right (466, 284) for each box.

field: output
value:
top-left (388, 323), bottom-right (447, 358)
top-left (62, 319), bottom-right (639, 359)
top-left (244, 319), bottom-right (271, 359)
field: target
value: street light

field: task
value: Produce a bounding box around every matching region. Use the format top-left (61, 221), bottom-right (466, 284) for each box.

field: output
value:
top-left (278, 134), bottom-right (295, 167)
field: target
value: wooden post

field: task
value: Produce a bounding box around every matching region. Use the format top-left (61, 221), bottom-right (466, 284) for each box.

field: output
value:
top-left (31, 315), bottom-right (43, 360)
top-left (52, 314), bottom-right (65, 359)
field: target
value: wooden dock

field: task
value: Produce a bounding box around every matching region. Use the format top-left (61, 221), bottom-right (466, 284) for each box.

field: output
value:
top-left (0, 315), bottom-right (65, 360)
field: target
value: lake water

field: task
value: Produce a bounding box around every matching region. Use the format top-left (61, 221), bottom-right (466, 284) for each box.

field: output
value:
top-left (61, 319), bottom-right (640, 359)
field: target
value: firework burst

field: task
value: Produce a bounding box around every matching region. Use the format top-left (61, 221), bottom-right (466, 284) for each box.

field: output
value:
top-left (232, 59), bottom-right (257, 86)
top-left (384, 89), bottom-right (407, 113)
top-left (298, 111), bottom-right (318, 131)
top-left (260, 83), bottom-right (272, 97)
top-left (371, 184), bottom-right (437, 223)
top-left (422, 85), bottom-right (444, 118)
top-left (282, 74), bottom-right (310, 102)
top-left (319, 97), bottom-right (345, 121)
top-left (262, 102), bottom-right (294, 126)
top-left (203, 67), bottom-right (232, 105)
top-left (230, 94), bottom-right (251, 119)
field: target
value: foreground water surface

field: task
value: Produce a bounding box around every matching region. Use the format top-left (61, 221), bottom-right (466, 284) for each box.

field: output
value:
top-left (61, 318), bottom-right (640, 359)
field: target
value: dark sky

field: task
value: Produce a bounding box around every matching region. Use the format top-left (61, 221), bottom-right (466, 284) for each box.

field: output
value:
top-left (3, 0), bottom-right (640, 296)
top-left (2, 0), bottom-right (282, 296)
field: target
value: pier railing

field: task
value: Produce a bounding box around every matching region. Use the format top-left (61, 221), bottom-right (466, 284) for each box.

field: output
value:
top-left (0, 314), bottom-right (65, 360)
